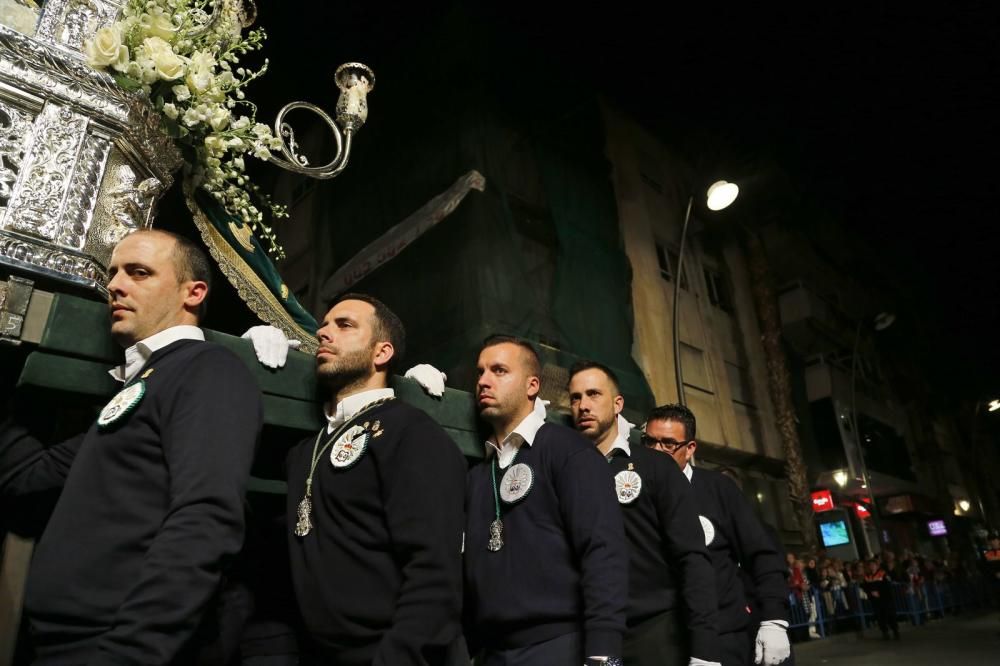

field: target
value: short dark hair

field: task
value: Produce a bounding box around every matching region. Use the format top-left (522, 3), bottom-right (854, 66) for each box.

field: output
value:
top-left (134, 229), bottom-right (212, 319)
top-left (568, 360), bottom-right (621, 394)
top-left (646, 403), bottom-right (697, 441)
top-left (327, 293), bottom-right (406, 370)
top-left (481, 334), bottom-right (541, 378)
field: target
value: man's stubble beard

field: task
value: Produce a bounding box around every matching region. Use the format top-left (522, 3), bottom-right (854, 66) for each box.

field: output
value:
top-left (316, 345), bottom-right (375, 395)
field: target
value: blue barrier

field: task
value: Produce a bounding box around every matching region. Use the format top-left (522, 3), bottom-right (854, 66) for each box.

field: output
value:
top-left (787, 577), bottom-right (995, 643)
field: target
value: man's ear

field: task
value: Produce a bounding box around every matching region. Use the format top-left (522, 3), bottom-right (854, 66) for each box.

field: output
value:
top-left (372, 340), bottom-right (395, 370)
top-left (526, 374), bottom-right (540, 400)
top-left (183, 280), bottom-right (208, 311)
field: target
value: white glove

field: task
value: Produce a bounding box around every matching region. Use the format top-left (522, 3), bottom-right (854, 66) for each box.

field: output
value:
top-left (404, 364), bottom-right (447, 397)
top-left (688, 659), bottom-right (722, 666)
top-left (754, 620), bottom-right (791, 665)
top-left (242, 325), bottom-right (301, 369)
top-left (533, 397), bottom-right (551, 419)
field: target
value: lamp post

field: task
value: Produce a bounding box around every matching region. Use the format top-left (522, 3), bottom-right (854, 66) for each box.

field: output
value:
top-left (672, 180), bottom-right (739, 404)
top-left (849, 312), bottom-right (894, 556)
top-left (969, 397), bottom-right (1000, 530)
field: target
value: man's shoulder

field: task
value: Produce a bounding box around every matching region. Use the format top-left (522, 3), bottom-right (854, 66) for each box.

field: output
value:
top-left (630, 444), bottom-right (677, 474)
top-left (536, 421), bottom-right (589, 446)
top-left (152, 339), bottom-right (258, 388)
top-left (155, 338), bottom-right (237, 363)
top-left (535, 422), bottom-right (599, 458)
top-left (692, 466), bottom-right (736, 492)
top-left (378, 398), bottom-right (438, 426)
top-left (378, 400), bottom-right (460, 448)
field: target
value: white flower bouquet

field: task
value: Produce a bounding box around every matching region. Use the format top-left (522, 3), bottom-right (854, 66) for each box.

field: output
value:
top-left (84, 0), bottom-right (289, 257)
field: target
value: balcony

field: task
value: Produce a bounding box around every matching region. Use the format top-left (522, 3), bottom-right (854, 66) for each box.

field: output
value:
top-left (778, 280), bottom-right (857, 356)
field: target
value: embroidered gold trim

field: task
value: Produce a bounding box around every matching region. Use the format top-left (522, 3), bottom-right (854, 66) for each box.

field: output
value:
top-left (183, 181), bottom-right (318, 353)
top-left (228, 220), bottom-right (256, 252)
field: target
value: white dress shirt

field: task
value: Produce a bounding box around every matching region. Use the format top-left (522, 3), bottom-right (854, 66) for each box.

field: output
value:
top-left (325, 387), bottom-right (396, 434)
top-left (484, 404), bottom-right (546, 469)
top-left (108, 325), bottom-right (204, 384)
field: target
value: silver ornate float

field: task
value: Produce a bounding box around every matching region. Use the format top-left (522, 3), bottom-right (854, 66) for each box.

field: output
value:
top-left (0, 0), bottom-right (373, 299)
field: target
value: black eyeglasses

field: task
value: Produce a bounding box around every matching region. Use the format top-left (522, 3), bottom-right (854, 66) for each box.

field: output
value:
top-left (640, 434), bottom-right (692, 452)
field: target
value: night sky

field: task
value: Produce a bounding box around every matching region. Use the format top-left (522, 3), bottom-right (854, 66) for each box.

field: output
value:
top-left (255, 2), bottom-right (999, 402)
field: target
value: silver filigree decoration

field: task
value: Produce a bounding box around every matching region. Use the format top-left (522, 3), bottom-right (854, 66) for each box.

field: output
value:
top-left (107, 176), bottom-right (162, 231)
top-left (0, 233), bottom-right (106, 291)
top-left (34, 0), bottom-right (123, 58)
top-left (57, 132), bottom-right (111, 249)
top-left (4, 103), bottom-right (89, 240)
top-left (0, 100), bottom-right (34, 221)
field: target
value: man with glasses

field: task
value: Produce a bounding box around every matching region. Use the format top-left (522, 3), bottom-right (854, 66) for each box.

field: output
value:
top-left (645, 405), bottom-right (791, 666)
top-left (567, 361), bottom-right (720, 666)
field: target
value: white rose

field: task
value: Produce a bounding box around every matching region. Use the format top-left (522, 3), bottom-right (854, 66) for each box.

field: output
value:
top-left (208, 106), bottom-right (231, 131)
top-left (84, 25), bottom-right (125, 69)
top-left (141, 37), bottom-right (185, 81)
top-left (186, 50), bottom-right (216, 94)
top-left (181, 107), bottom-right (201, 127)
top-left (171, 84), bottom-right (191, 101)
top-left (161, 103), bottom-right (178, 119)
top-left (204, 135), bottom-right (226, 155)
top-left (140, 9), bottom-right (177, 42)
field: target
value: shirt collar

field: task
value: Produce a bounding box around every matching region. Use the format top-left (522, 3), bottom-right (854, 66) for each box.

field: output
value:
top-left (606, 414), bottom-right (633, 457)
top-left (109, 325), bottom-right (204, 384)
top-left (325, 387), bottom-right (395, 433)
top-left (683, 462), bottom-right (694, 481)
top-left (484, 404), bottom-right (546, 459)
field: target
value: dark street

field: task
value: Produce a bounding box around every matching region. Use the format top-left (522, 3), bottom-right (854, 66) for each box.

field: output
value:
top-left (797, 611), bottom-right (1000, 666)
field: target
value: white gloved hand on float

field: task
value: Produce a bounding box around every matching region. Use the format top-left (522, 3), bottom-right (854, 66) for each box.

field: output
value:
top-left (404, 363), bottom-right (447, 397)
top-left (242, 325), bottom-right (301, 369)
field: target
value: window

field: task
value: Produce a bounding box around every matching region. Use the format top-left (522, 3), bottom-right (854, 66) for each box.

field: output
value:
top-left (655, 242), bottom-right (688, 289)
top-left (704, 267), bottom-right (734, 312)
top-left (725, 361), bottom-right (755, 406)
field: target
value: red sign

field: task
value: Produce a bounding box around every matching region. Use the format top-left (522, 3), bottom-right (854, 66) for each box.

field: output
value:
top-left (811, 490), bottom-right (834, 513)
top-left (855, 502), bottom-right (872, 519)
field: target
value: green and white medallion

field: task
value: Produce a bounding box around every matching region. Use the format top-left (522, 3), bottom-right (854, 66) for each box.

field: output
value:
top-left (97, 381), bottom-right (146, 429)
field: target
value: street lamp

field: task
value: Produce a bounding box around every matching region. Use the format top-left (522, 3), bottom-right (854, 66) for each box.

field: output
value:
top-left (849, 312), bottom-right (894, 556)
top-left (833, 469), bottom-right (849, 488)
top-left (969, 397), bottom-right (1000, 529)
top-left (673, 180), bottom-right (739, 404)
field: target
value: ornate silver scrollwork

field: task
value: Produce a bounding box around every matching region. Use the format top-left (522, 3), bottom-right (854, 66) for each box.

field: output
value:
top-left (33, 0), bottom-right (122, 58)
top-left (4, 102), bottom-right (89, 240)
top-left (0, 99), bottom-right (34, 221)
top-left (0, 1), bottom-right (181, 293)
top-left (107, 176), bottom-right (162, 231)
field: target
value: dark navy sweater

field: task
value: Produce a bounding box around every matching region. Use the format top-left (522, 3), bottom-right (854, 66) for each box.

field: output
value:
top-left (689, 466), bottom-right (789, 633)
top-left (286, 399), bottom-right (467, 666)
top-left (0, 340), bottom-right (262, 665)
top-left (463, 423), bottom-right (628, 657)
top-left (608, 445), bottom-right (720, 661)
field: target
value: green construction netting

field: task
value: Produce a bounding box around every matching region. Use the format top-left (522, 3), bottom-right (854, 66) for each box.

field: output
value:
top-left (268, 8), bottom-right (653, 414)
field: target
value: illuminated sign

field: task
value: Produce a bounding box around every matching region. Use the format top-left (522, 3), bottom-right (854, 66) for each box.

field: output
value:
top-left (811, 490), bottom-right (834, 513)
